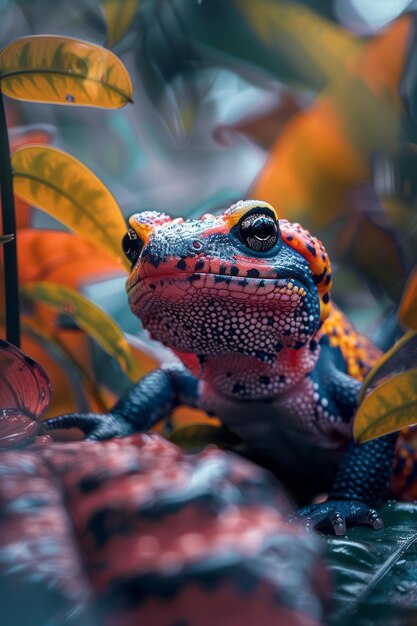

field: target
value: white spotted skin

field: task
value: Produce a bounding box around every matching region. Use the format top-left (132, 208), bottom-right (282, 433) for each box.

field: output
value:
top-left (130, 273), bottom-right (319, 358)
top-left (201, 347), bottom-right (318, 401)
top-left (198, 348), bottom-right (353, 492)
top-left (199, 345), bottom-right (352, 455)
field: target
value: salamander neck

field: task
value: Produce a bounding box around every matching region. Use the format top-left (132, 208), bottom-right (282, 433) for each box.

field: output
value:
top-left (198, 341), bottom-right (321, 402)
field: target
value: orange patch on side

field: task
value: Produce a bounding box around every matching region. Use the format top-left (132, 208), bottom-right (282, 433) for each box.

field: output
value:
top-left (280, 220), bottom-right (331, 322)
top-left (321, 304), bottom-right (382, 381)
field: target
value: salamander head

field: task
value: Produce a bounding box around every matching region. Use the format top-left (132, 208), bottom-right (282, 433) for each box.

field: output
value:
top-left (123, 200), bottom-right (331, 362)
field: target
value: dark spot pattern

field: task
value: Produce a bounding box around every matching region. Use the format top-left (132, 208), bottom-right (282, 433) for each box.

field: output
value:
top-left (232, 383), bottom-right (246, 396)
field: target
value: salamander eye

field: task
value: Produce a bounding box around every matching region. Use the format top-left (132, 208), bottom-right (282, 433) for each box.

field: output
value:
top-left (122, 229), bottom-right (143, 267)
top-left (239, 212), bottom-right (279, 252)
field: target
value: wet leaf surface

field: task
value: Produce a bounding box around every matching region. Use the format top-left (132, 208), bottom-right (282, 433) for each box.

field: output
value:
top-left (326, 501), bottom-right (417, 626)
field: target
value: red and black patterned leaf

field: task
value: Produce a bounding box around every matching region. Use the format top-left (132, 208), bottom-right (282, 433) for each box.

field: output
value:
top-left (0, 339), bottom-right (51, 418)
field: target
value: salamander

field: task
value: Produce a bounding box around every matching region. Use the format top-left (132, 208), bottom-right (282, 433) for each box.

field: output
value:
top-left (47, 200), bottom-right (412, 534)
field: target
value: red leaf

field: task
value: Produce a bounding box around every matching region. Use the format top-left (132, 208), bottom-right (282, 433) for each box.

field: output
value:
top-left (0, 339), bottom-right (51, 417)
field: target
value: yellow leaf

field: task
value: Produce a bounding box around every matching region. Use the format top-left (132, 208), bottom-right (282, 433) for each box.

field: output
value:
top-left (12, 145), bottom-right (130, 271)
top-left (21, 281), bottom-right (143, 383)
top-left (21, 316), bottom-right (108, 414)
top-left (358, 331), bottom-right (417, 405)
top-left (399, 268), bottom-right (417, 331)
top-left (354, 368), bottom-right (417, 443)
top-left (0, 35), bottom-right (133, 108)
top-left (103, 0), bottom-right (139, 48)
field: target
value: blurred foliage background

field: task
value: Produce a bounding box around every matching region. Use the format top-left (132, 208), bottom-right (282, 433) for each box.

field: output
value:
top-left (1, 0), bottom-right (417, 422)
top-left (2, 5), bottom-right (417, 623)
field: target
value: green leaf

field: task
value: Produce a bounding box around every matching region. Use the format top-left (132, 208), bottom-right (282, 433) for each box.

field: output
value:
top-left (21, 281), bottom-right (143, 383)
top-left (358, 331), bottom-right (417, 405)
top-left (103, 0), bottom-right (140, 48)
top-left (12, 145), bottom-right (130, 271)
top-left (354, 368), bottom-right (417, 443)
top-left (0, 35), bottom-right (133, 108)
top-left (326, 501), bottom-right (417, 625)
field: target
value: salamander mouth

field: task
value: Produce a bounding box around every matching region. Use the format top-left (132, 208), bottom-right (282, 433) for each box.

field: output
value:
top-left (126, 268), bottom-right (313, 298)
top-left (127, 270), bottom-right (316, 325)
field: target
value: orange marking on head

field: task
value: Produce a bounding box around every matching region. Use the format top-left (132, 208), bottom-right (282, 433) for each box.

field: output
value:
top-left (224, 199), bottom-right (278, 229)
top-left (128, 216), bottom-right (153, 245)
top-left (128, 211), bottom-right (174, 245)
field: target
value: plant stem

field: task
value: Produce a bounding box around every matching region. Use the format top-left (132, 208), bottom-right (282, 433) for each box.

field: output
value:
top-left (0, 91), bottom-right (20, 347)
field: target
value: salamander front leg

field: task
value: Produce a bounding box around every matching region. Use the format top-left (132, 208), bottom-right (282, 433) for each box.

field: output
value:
top-left (46, 364), bottom-right (199, 440)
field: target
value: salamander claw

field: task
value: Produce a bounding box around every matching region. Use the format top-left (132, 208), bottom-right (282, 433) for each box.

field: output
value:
top-left (290, 500), bottom-right (384, 535)
top-left (45, 412), bottom-right (137, 441)
top-left (364, 508), bottom-right (384, 530)
top-left (329, 511), bottom-right (346, 535)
